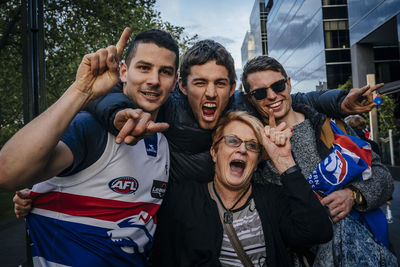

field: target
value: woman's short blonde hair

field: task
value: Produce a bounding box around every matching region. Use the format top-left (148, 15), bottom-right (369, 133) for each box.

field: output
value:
top-left (211, 111), bottom-right (266, 159)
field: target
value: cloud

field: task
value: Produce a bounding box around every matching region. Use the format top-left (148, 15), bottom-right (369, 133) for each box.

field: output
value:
top-left (206, 36), bottom-right (235, 45)
top-left (156, 0), bottom-right (254, 69)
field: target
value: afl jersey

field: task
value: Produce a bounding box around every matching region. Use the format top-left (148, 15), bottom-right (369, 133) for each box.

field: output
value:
top-left (26, 128), bottom-right (169, 266)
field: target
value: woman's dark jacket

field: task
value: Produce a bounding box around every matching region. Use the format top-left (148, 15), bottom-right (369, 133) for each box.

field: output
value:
top-left (150, 169), bottom-right (333, 267)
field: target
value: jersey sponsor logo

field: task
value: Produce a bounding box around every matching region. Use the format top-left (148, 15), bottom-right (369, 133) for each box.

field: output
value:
top-left (144, 133), bottom-right (158, 157)
top-left (151, 180), bottom-right (168, 199)
top-left (109, 177), bottom-right (139, 194)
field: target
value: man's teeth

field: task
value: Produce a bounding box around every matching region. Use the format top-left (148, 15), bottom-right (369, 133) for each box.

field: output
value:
top-left (143, 92), bottom-right (159, 97)
top-left (203, 103), bottom-right (216, 108)
top-left (268, 101), bottom-right (281, 108)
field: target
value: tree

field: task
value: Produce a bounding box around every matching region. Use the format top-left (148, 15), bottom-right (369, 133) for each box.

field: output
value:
top-left (0, 0), bottom-right (197, 148)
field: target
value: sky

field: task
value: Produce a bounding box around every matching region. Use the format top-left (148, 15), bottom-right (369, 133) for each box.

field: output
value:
top-left (155, 0), bottom-right (255, 72)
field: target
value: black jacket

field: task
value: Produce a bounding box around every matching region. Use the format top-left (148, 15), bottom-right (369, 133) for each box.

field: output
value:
top-left (87, 83), bottom-right (347, 183)
top-left (151, 170), bottom-right (333, 266)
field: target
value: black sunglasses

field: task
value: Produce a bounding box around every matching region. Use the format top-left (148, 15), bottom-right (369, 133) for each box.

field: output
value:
top-left (248, 78), bottom-right (287, 101)
top-left (216, 135), bottom-right (260, 153)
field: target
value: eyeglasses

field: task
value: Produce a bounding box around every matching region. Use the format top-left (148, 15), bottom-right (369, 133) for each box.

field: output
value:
top-left (248, 78), bottom-right (287, 101)
top-left (216, 135), bottom-right (260, 153)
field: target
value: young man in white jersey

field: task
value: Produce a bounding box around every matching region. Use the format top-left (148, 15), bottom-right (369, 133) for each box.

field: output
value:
top-left (0, 27), bottom-right (178, 266)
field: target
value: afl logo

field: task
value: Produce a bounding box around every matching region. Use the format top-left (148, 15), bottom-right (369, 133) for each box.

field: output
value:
top-left (109, 177), bottom-right (139, 194)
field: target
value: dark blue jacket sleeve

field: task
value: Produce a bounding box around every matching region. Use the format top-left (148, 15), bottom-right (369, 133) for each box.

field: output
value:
top-left (85, 84), bottom-right (135, 136)
top-left (291, 89), bottom-right (348, 119)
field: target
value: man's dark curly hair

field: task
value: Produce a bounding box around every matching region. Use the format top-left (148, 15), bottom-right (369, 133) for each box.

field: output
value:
top-left (180, 40), bottom-right (236, 86)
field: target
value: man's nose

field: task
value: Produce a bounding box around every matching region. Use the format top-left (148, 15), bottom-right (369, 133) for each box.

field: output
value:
top-left (147, 70), bottom-right (160, 85)
top-left (266, 87), bottom-right (277, 99)
top-left (205, 84), bottom-right (217, 98)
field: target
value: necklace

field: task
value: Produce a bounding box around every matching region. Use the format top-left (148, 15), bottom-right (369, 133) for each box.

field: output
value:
top-left (212, 182), bottom-right (251, 224)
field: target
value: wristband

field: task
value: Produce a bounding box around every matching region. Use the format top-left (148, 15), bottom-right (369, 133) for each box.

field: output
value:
top-left (280, 165), bottom-right (300, 177)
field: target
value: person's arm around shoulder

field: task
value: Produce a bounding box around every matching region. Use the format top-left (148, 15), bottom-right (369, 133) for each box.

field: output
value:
top-left (291, 89), bottom-right (347, 119)
top-left (0, 28), bottom-right (131, 190)
top-left (86, 88), bottom-right (135, 136)
top-left (292, 83), bottom-right (383, 118)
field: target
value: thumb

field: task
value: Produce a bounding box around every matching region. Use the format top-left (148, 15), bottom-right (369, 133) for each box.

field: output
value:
top-left (147, 122), bottom-right (170, 133)
top-left (17, 189), bottom-right (31, 199)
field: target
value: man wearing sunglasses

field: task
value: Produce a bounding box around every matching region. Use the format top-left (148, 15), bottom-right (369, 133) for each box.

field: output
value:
top-left (242, 55), bottom-right (393, 265)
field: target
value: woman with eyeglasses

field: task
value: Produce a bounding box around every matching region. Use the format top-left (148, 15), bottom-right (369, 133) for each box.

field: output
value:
top-left (151, 111), bottom-right (333, 267)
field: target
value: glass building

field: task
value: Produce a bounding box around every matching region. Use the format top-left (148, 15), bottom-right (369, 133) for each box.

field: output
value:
top-left (241, 0), bottom-right (268, 68)
top-left (243, 0), bottom-right (399, 94)
top-left (348, 0), bottom-right (400, 89)
top-left (265, 0), bottom-right (352, 92)
top-left (241, 31), bottom-right (256, 69)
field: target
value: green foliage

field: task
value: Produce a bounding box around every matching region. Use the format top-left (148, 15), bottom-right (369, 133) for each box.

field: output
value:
top-left (338, 76), bottom-right (353, 90)
top-left (0, 1), bottom-right (24, 148)
top-left (376, 94), bottom-right (396, 135)
top-left (0, 0), bottom-right (196, 148)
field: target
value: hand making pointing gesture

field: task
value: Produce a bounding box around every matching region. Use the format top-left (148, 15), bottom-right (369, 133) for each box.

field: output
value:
top-left (74, 27), bottom-right (131, 102)
top-left (260, 109), bottom-right (295, 174)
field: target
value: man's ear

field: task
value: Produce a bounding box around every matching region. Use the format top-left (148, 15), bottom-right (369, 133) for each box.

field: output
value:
top-left (170, 74), bottom-right (178, 93)
top-left (287, 77), bottom-right (292, 94)
top-left (229, 83), bottom-right (236, 97)
top-left (245, 93), bottom-right (256, 107)
top-left (210, 146), bottom-right (217, 163)
top-left (120, 62), bottom-right (127, 83)
top-left (244, 93), bottom-right (251, 102)
top-left (179, 78), bottom-right (188, 95)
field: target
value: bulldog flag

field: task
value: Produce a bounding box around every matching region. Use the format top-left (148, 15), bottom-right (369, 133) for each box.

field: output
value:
top-left (307, 120), bottom-right (389, 248)
top-left (307, 120), bottom-right (372, 196)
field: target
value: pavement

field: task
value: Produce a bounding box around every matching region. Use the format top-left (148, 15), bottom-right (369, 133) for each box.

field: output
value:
top-left (1, 180), bottom-right (400, 266)
top-left (388, 179), bottom-right (400, 260)
top-left (0, 217), bottom-right (28, 267)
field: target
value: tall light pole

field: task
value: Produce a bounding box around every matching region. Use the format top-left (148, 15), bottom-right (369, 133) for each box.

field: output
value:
top-left (22, 0), bottom-right (46, 123)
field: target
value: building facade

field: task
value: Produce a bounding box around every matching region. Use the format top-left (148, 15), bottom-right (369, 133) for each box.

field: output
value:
top-left (348, 0), bottom-right (400, 89)
top-left (243, 0), bottom-right (400, 94)
top-left (241, 0), bottom-right (268, 68)
top-left (265, 0), bottom-right (352, 92)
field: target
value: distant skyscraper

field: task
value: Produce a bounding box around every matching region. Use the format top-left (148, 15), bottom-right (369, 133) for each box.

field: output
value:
top-left (241, 0), bottom-right (268, 68)
top-left (241, 31), bottom-right (256, 69)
